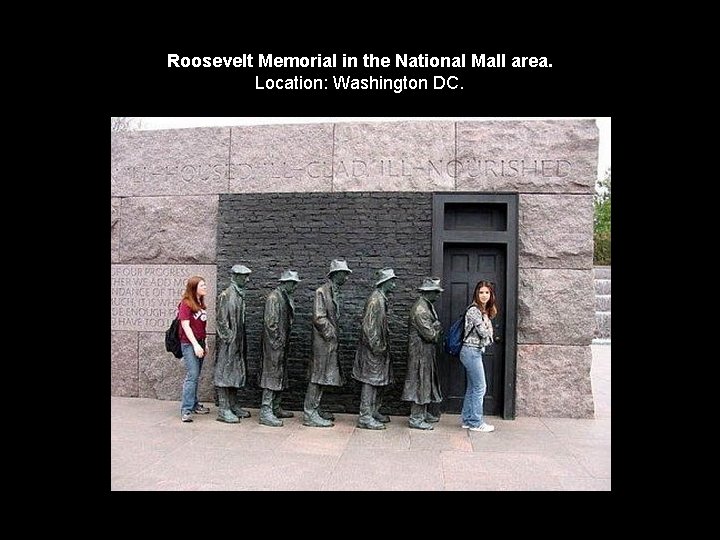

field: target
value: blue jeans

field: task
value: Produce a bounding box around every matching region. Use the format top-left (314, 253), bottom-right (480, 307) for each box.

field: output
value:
top-left (459, 345), bottom-right (487, 428)
top-left (181, 342), bottom-right (204, 414)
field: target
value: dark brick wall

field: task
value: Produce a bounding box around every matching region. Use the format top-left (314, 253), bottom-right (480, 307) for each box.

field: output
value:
top-left (217, 192), bottom-right (433, 416)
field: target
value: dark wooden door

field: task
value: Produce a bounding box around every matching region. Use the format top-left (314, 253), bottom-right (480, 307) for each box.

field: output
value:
top-left (439, 244), bottom-right (506, 414)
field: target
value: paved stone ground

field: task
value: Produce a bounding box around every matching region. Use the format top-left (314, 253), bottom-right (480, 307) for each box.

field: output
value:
top-left (111, 344), bottom-right (610, 491)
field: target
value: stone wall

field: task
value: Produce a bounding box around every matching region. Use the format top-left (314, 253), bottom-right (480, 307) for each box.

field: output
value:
top-left (217, 192), bottom-right (432, 415)
top-left (111, 119), bottom-right (598, 417)
top-left (110, 264), bottom-right (217, 400)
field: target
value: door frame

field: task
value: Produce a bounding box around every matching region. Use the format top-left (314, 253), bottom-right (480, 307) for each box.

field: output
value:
top-left (432, 193), bottom-right (519, 420)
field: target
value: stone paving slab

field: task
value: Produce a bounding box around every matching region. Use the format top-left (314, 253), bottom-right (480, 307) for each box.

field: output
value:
top-left (563, 439), bottom-right (612, 479)
top-left (344, 420), bottom-right (412, 451)
top-left (477, 449), bottom-right (590, 478)
top-left (468, 425), bottom-right (570, 454)
top-left (322, 447), bottom-right (444, 491)
top-left (540, 417), bottom-right (612, 440)
top-left (111, 344), bottom-right (611, 491)
top-left (407, 421), bottom-right (473, 452)
top-left (558, 476), bottom-right (612, 491)
top-left (444, 471), bottom-right (565, 491)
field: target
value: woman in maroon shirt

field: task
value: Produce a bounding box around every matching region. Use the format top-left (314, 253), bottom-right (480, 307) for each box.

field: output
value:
top-left (179, 276), bottom-right (210, 422)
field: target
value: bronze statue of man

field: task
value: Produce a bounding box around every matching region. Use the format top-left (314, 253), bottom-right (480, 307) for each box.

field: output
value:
top-left (402, 277), bottom-right (444, 430)
top-left (352, 268), bottom-right (397, 430)
top-left (259, 270), bottom-right (300, 427)
top-left (303, 259), bottom-right (353, 428)
top-left (213, 264), bottom-right (252, 424)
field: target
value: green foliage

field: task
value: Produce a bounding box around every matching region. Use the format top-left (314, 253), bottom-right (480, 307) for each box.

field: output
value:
top-left (594, 230), bottom-right (611, 265)
top-left (593, 168), bottom-right (611, 265)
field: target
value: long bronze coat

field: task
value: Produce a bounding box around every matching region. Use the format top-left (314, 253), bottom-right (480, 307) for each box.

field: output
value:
top-left (401, 297), bottom-right (443, 405)
top-left (259, 287), bottom-right (294, 391)
top-left (310, 281), bottom-right (344, 386)
top-left (352, 289), bottom-right (393, 386)
top-left (213, 284), bottom-right (247, 388)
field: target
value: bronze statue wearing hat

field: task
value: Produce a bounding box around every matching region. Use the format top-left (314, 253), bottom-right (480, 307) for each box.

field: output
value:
top-left (214, 264), bottom-right (253, 423)
top-left (303, 260), bottom-right (353, 428)
top-left (259, 270), bottom-right (301, 427)
top-left (402, 277), bottom-right (444, 430)
top-left (352, 268), bottom-right (397, 430)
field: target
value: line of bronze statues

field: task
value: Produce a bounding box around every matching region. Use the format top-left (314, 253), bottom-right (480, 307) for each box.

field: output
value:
top-left (213, 260), bottom-right (443, 430)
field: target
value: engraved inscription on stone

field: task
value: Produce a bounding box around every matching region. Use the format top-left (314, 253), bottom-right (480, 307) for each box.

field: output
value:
top-left (111, 265), bottom-right (216, 332)
top-left (228, 123), bottom-right (333, 192)
top-left (114, 163), bottom-right (229, 183)
top-left (333, 121), bottom-right (455, 191)
top-left (111, 127), bottom-right (230, 197)
top-left (335, 158), bottom-right (448, 179)
top-left (456, 120), bottom-right (597, 192)
top-left (116, 157), bottom-right (572, 183)
top-left (228, 160), bottom-right (333, 181)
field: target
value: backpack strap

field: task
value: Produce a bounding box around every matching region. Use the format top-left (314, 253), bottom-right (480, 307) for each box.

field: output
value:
top-left (463, 304), bottom-right (483, 340)
top-left (459, 304), bottom-right (473, 340)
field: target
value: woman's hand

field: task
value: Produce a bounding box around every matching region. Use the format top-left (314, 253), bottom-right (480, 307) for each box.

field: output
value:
top-left (193, 343), bottom-right (205, 358)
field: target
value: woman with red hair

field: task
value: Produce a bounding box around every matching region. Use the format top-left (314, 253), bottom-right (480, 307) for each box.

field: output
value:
top-left (178, 276), bottom-right (210, 422)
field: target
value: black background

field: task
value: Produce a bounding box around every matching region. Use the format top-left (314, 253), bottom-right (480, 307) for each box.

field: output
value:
top-left (107, 35), bottom-right (614, 118)
top-left (99, 32), bottom-right (623, 502)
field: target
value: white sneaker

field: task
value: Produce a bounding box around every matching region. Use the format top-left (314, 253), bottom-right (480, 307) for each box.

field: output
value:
top-left (461, 424), bottom-right (470, 429)
top-left (469, 423), bottom-right (495, 432)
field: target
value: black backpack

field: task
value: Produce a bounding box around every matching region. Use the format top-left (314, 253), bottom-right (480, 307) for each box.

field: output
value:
top-left (164, 316), bottom-right (183, 359)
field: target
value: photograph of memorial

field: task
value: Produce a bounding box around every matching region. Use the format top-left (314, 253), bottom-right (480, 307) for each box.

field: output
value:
top-left (111, 118), bottom-right (611, 490)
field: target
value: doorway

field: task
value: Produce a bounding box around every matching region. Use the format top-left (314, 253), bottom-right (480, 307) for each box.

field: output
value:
top-left (432, 193), bottom-right (518, 419)
top-left (439, 244), bottom-right (506, 414)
